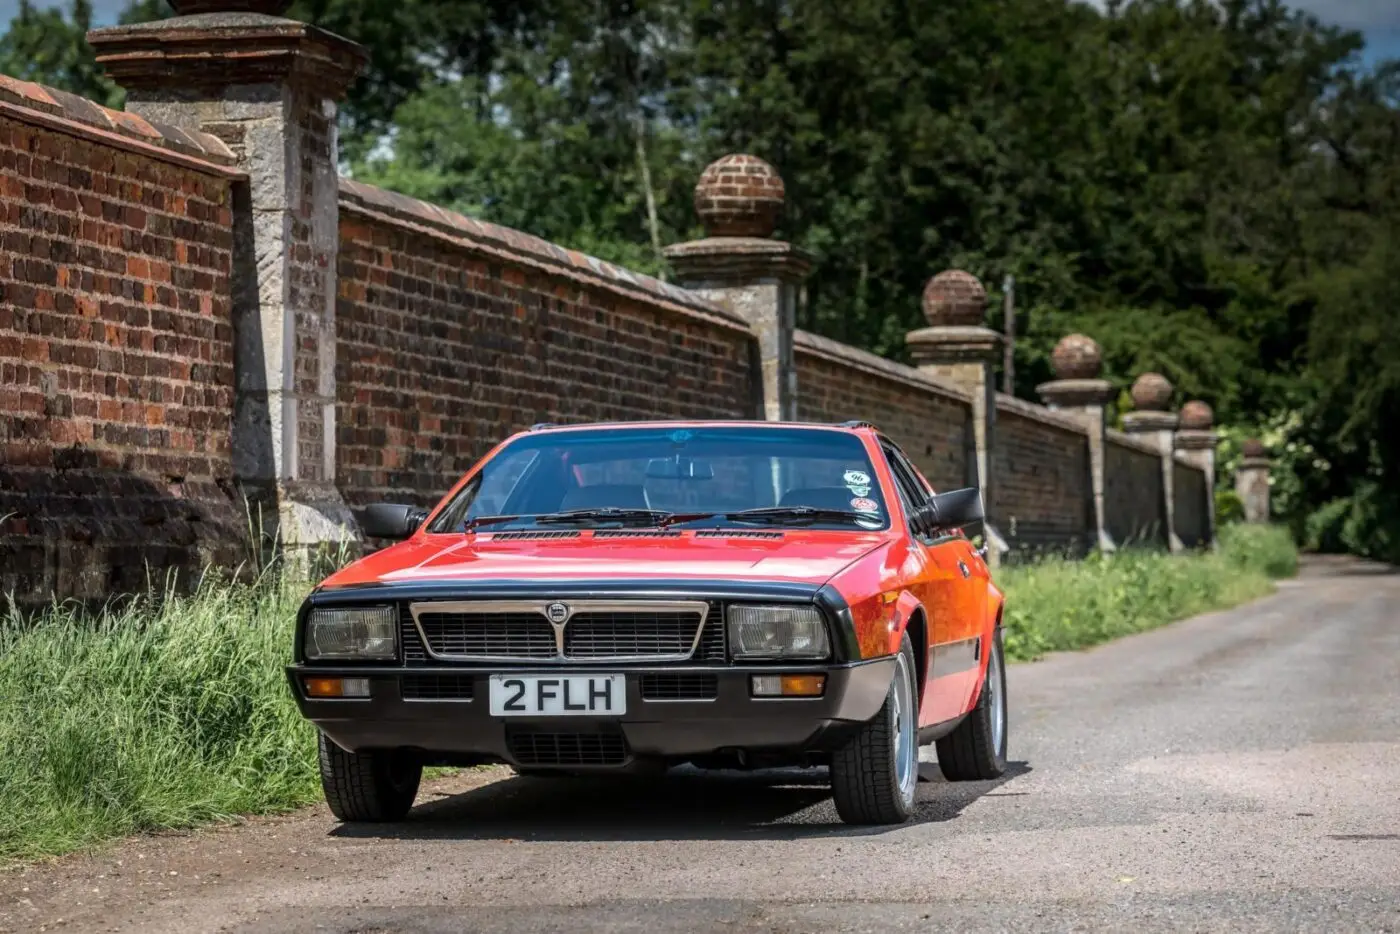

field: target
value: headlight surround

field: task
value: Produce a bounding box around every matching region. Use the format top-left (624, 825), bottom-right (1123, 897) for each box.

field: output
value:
top-left (726, 605), bottom-right (831, 660)
top-left (305, 606), bottom-right (397, 660)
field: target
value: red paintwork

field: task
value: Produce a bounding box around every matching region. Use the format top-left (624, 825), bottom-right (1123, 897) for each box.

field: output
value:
top-left (319, 421), bottom-right (1004, 730)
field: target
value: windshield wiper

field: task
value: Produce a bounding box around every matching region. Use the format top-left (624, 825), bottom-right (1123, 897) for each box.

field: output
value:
top-left (460, 513), bottom-right (534, 532)
top-left (535, 507), bottom-right (677, 526)
top-left (724, 506), bottom-right (874, 526)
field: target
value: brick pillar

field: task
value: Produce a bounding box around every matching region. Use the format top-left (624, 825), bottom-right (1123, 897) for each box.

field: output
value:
top-left (1236, 439), bottom-right (1272, 523)
top-left (1175, 401), bottom-right (1220, 547)
top-left (1121, 372), bottom-right (1182, 552)
top-left (664, 154), bottom-right (809, 421)
top-left (89, 0), bottom-right (367, 567)
top-left (1037, 333), bottom-right (1115, 552)
top-left (906, 270), bottom-right (1006, 564)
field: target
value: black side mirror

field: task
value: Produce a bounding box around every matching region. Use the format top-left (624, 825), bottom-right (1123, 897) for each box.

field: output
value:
top-left (924, 487), bottom-right (984, 534)
top-left (359, 503), bottom-right (428, 540)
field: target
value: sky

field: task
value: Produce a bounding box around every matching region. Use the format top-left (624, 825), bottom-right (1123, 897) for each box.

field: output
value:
top-left (3, 0), bottom-right (1398, 68)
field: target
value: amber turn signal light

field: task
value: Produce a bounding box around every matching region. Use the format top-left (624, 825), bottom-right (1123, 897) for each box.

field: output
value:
top-left (750, 674), bottom-right (826, 697)
top-left (303, 676), bottom-right (371, 698)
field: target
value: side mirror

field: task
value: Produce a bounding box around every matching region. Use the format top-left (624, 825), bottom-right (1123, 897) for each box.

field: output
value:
top-left (924, 487), bottom-right (984, 534)
top-left (359, 503), bottom-right (428, 540)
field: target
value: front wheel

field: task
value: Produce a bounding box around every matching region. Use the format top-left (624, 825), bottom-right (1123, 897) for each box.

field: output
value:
top-left (935, 626), bottom-right (1008, 781)
top-left (830, 634), bottom-right (919, 825)
top-left (318, 733), bottom-right (422, 822)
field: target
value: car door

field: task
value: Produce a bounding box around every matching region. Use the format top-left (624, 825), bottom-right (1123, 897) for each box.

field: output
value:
top-left (879, 439), bottom-right (987, 725)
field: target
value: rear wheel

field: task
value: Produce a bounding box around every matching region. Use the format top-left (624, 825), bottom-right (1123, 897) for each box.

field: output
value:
top-left (935, 627), bottom-right (1008, 781)
top-left (318, 733), bottom-right (422, 822)
top-left (830, 634), bottom-right (918, 825)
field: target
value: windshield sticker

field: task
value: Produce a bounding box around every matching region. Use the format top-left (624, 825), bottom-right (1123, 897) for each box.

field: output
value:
top-left (847, 484), bottom-right (871, 497)
top-left (850, 496), bottom-right (879, 513)
top-left (843, 469), bottom-right (870, 486)
top-left (669, 429), bottom-right (694, 444)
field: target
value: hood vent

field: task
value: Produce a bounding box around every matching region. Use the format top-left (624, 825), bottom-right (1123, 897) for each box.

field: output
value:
top-left (487, 530), bottom-right (582, 541)
top-left (593, 529), bottom-right (682, 539)
top-left (695, 530), bottom-right (784, 540)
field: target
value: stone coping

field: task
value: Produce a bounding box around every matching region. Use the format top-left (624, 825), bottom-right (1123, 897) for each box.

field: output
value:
top-left (1172, 450), bottom-right (1209, 472)
top-left (793, 330), bottom-right (972, 405)
top-left (1106, 428), bottom-right (1164, 457)
top-left (0, 74), bottom-right (238, 170)
top-left (995, 392), bottom-right (1090, 436)
top-left (339, 178), bottom-right (752, 335)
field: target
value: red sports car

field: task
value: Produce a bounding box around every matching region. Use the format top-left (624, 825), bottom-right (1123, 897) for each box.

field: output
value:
top-left (287, 421), bottom-right (1008, 825)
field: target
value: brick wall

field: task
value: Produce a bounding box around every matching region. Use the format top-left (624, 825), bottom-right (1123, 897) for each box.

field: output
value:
top-left (993, 395), bottom-right (1091, 555)
top-left (1104, 432), bottom-right (1167, 547)
top-left (334, 180), bottom-right (759, 508)
top-left (0, 85), bottom-right (246, 603)
top-left (1173, 458), bottom-right (1209, 548)
top-left (793, 330), bottom-right (971, 492)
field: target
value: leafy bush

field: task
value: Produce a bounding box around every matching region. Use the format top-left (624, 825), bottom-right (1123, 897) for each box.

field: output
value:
top-left (1304, 482), bottom-right (1400, 565)
top-left (999, 525), bottom-right (1296, 663)
top-left (1215, 488), bottom-right (1245, 525)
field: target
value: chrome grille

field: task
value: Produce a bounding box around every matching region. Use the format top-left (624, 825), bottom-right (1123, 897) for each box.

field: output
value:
top-left (415, 611), bottom-right (556, 659)
top-left (564, 611), bottom-right (700, 658)
top-left (408, 600), bottom-right (709, 663)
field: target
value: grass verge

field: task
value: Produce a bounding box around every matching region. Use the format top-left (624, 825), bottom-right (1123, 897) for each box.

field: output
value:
top-left (998, 523), bottom-right (1298, 663)
top-left (1, 523), bottom-right (1296, 863)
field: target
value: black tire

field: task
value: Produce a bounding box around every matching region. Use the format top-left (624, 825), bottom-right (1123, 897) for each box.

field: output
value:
top-left (318, 732), bottom-right (422, 822)
top-left (830, 634), bottom-right (919, 825)
top-left (936, 626), bottom-right (1008, 781)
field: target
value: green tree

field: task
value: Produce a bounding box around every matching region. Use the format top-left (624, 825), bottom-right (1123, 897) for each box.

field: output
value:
top-left (0, 0), bottom-right (120, 106)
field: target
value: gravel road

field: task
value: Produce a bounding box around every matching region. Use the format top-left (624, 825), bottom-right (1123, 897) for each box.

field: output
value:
top-left (3, 556), bottom-right (1398, 933)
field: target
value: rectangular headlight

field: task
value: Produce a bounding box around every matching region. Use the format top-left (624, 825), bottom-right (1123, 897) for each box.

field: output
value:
top-left (305, 607), bottom-right (396, 660)
top-left (727, 605), bottom-right (830, 660)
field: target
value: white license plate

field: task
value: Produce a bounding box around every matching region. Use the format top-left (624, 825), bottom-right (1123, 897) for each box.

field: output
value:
top-left (488, 674), bottom-right (626, 716)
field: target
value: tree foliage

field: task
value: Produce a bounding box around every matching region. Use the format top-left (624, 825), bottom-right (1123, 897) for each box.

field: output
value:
top-left (3, 0), bottom-right (1398, 558)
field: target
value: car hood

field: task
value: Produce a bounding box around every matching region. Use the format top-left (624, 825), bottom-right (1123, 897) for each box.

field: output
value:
top-left (322, 530), bottom-right (891, 590)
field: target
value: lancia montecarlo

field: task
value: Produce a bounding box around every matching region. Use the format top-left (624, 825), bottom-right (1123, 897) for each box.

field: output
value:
top-left (287, 420), bottom-right (1008, 826)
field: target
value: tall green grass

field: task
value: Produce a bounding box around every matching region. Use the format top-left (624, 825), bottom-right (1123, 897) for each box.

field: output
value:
top-left (998, 523), bottom-right (1298, 662)
top-left (0, 575), bottom-right (317, 862)
top-left (0, 523), bottom-right (1297, 862)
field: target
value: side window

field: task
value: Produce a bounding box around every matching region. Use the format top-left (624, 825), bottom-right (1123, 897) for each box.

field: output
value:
top-left (879, 442), bottom-right (927, 526)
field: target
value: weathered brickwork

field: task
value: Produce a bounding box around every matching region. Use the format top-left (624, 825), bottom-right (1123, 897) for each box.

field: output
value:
top-left (992, 397), bottom-right (1091, 554)
top-left (0, 112), bottom-right (246, 602)
top-left (1104, 432), bottom-right (1167, 547)
top-left (1173, 458), bottom-right (1209, 548)
top-left (794, 330), bottom-right (970, 492)
top-left (334, 182), bottom-right (759, 508)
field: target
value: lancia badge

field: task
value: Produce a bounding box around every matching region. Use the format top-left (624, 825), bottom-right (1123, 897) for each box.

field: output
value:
top-left (545, 602), bottom-right (570, 624)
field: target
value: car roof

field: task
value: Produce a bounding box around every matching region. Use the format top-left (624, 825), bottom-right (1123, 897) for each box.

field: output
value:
top-left (522, 419), bottom-right (879, 435)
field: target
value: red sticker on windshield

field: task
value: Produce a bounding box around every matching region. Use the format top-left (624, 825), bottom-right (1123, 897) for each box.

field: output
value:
top-left (850, 497), bottom-right (879, 513)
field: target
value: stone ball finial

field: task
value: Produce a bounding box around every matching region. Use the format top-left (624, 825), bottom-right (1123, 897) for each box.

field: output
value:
top-left (1242, 438), bottom-right (1267, 458)
top-left (1180, 400), bottom-right (1214, 430)
top-left (921, 270), bottom-right (987, 327)
top-left (694, 154), bottom-right (785, 238)
top-left (1129, 372), bottom-right (1173, 411)
top-left (1051, 334), bottom-right (1102, 380)
top-left (168, 0), bottom-right (293, 13)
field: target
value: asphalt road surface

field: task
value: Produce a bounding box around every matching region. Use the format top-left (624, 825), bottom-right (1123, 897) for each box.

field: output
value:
top-left (3, 557), bottom-right (1398, 933)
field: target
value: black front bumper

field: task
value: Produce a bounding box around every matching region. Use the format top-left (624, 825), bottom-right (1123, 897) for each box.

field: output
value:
top-left (286, 658), bottom-right (895, 768)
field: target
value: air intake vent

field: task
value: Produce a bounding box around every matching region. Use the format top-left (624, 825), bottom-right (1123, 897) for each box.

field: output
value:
top-left (488, 530), bottom-right (581, 541)
top-left (695, 530), bottom-right (784, 540)
top-left (400, 604), bottom-right (427, 665)
top-left (593, 529), bottom-right (682, 539)
top-left (507, 726), bottom-right (628, 767)
top-left (640, 674), bottom-right (719, 701)
top-left (697, 605), bottom-right (726, 663)
top-left (401, 674), bottom-right (474, 701)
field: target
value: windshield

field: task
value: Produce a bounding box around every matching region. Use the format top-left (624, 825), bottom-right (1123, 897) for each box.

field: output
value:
top-left (427, 425), bottom-right (890, 532)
